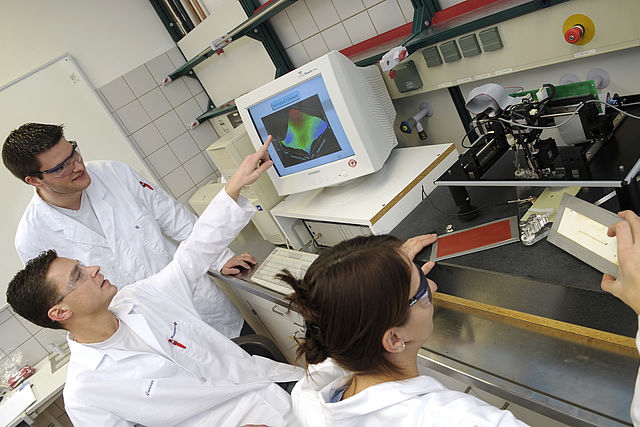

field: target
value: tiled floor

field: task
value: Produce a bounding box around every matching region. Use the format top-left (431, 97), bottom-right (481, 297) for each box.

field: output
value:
top-left (31, 395), bottom-right (73, 427)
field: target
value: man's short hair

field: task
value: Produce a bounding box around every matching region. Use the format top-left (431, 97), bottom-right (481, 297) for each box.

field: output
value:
top-left (3, 123), bottom-right (64, 181)
top-left (7, 250), bottom-right (64, 329)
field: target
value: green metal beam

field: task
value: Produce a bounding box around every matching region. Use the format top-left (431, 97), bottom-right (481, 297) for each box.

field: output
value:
top-left (148, 0), bottom-right (183, 43)
top-left (194, 100), bottom-right (238, 125)
top-left (448, 86), bottom-right (477, 141)
top-left (412, 0), bottom-right (441, 34)
top-left (238, 0), bottom-right (295, 74)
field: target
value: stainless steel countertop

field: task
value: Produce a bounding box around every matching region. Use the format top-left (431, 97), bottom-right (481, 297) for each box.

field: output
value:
top-left (218, 223), bottom-right (638, 426)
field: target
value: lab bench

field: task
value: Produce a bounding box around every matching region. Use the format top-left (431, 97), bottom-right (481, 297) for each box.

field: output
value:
top-left (3, 351), bottom-right (69, 427)
top-left (214, 186), bottom-right (639, 426)
top-left (396, 184), bottom-right (638, 426)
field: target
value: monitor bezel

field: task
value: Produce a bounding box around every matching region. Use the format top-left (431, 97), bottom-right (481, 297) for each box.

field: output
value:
top-left (236, 51), bottom-right (387, 196)
top-left (245, 74), bottom-right (355, 179)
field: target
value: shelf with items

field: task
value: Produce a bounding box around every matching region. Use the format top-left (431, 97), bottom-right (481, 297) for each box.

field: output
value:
top-left (161, 0), bottom-right (296, 126)
top-left (161, 0), bottom-right (296, 85)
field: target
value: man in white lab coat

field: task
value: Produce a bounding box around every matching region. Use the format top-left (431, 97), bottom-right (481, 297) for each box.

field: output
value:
top-left (3, 122), bottom-right (254, 338)
top-left (6, 141), bottom-right (304, 426)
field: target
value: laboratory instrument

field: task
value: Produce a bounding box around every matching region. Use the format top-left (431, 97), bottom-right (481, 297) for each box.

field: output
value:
top-left (519, 214), bottom-right (552, 246)
top-left (436, 81), bottom-right (640, 211)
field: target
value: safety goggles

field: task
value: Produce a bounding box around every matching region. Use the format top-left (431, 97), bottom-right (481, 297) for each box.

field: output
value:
top-left (408, 261), bottom-right (432, 308)
top-left (51, 261), bottom-right (87, 307)
top-left (33, 141), bottom-right (82, 178)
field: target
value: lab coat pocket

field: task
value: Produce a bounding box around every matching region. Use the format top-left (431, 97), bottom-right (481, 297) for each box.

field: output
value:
top-left (132, 214), bottom-right (169, 256)
top-left (166, 319), bottom-right (243, 385)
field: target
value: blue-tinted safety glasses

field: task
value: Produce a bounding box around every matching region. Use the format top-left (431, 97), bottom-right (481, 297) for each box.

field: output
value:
top-left (408, 261), bottom-right (432, 308)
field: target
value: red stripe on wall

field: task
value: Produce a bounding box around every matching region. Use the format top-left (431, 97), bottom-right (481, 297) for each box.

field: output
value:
top-left (340, 22), bottom-right (413, 59)
top-left (431, 0), bottom-right (503, 25)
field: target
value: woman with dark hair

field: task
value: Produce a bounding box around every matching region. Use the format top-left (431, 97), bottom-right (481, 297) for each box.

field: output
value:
top-left (280, 234), bottom-right (525, 426)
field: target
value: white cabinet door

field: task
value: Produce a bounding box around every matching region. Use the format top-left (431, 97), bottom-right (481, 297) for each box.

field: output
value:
top-left (234, 287), bottom-right (304, 365)
top-left (211, 276), bottom-right (273, 339)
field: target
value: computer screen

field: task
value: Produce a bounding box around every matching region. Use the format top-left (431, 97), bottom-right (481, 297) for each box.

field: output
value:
top-left (247, 75), bottom-right (354, 177)
top-left (237, 51), bottom-right (397, 196)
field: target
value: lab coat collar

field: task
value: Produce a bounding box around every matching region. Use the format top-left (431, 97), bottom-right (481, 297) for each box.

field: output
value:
top-left (85, 183), bottom-right (116, 250)
top-left (67, 332), bottom-right (147, 370)
top-left (110, 303), bottom-right (169, 357)
top-left (300, 359), bottom-right (446, 421)
top-left (30, 190), bottom-right (63, 232)
top-left (30, 185), bottom-right (112, 249)
top-left (67, 332), bottom-right (106, 371)
top-left (66, 306), bottom-right (168, 371)
top-left (320, 375), bottom-right (440, 417)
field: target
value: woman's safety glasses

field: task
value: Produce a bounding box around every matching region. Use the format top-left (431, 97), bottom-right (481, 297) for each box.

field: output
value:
top-left (408, 261), bottom-right (432, 308)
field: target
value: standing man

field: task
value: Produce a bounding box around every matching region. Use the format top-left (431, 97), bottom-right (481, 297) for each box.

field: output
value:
top-left (3, 123), bottom-right (253, 338)
top-left (6, 141), bottom-right (303, 425)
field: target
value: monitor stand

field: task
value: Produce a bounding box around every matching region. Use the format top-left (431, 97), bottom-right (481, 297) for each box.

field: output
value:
top-left (271, 144), bottom-right (458, 249)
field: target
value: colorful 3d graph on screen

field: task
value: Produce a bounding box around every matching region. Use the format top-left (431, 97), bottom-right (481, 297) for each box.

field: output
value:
top-left (282, 109), bottom-right (328, 153)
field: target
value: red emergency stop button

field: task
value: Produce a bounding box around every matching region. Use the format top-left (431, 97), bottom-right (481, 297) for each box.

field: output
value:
top-left (564, 24), bottom-right (584, 44)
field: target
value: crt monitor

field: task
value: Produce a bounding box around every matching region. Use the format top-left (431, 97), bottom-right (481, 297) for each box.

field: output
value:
top-left (236, 50), bottom-right (398, 196)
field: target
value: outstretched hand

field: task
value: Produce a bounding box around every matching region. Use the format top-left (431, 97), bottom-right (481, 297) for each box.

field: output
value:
top-left (226, 135), bottom-right (274, 201)
top-left (400, 234), bottom-right (438, 260)
top-left (601, 210), bottom-right (640, 315)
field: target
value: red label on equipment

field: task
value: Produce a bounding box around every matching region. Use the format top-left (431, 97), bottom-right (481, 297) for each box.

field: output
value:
top-left (436, 220), bottom-right (512, 258)
top-left (348, 159), bottom-right (357, 168)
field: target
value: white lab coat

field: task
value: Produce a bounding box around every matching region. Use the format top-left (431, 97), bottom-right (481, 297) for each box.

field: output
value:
top-left (15, 160), bottom-right (243, 337)
top-left (63, 189), bottom-right (304, 426)
top-left (632, 316), bottom-right (640, 426)
top-left (292, 358), bottom-right (528, 426)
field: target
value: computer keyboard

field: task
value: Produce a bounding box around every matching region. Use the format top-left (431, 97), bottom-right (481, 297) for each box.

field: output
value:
top-left (251, 247), bottom-right (319, 294)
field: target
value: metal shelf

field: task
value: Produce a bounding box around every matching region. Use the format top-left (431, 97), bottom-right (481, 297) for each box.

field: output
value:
top-left (162, 0), bottom-right (296, 84)
top-left (190, 99), bottom-right (237, 128)
top-left (162, 0), bottom-right (297, 124)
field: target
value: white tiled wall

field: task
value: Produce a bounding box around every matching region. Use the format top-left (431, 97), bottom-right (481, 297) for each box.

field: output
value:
top-left (269, 0), bottom-right (416, 67)
top-left (97, 47), bottom-right (222, 208)
top-left (0, 305), bottom-right (66, 368)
